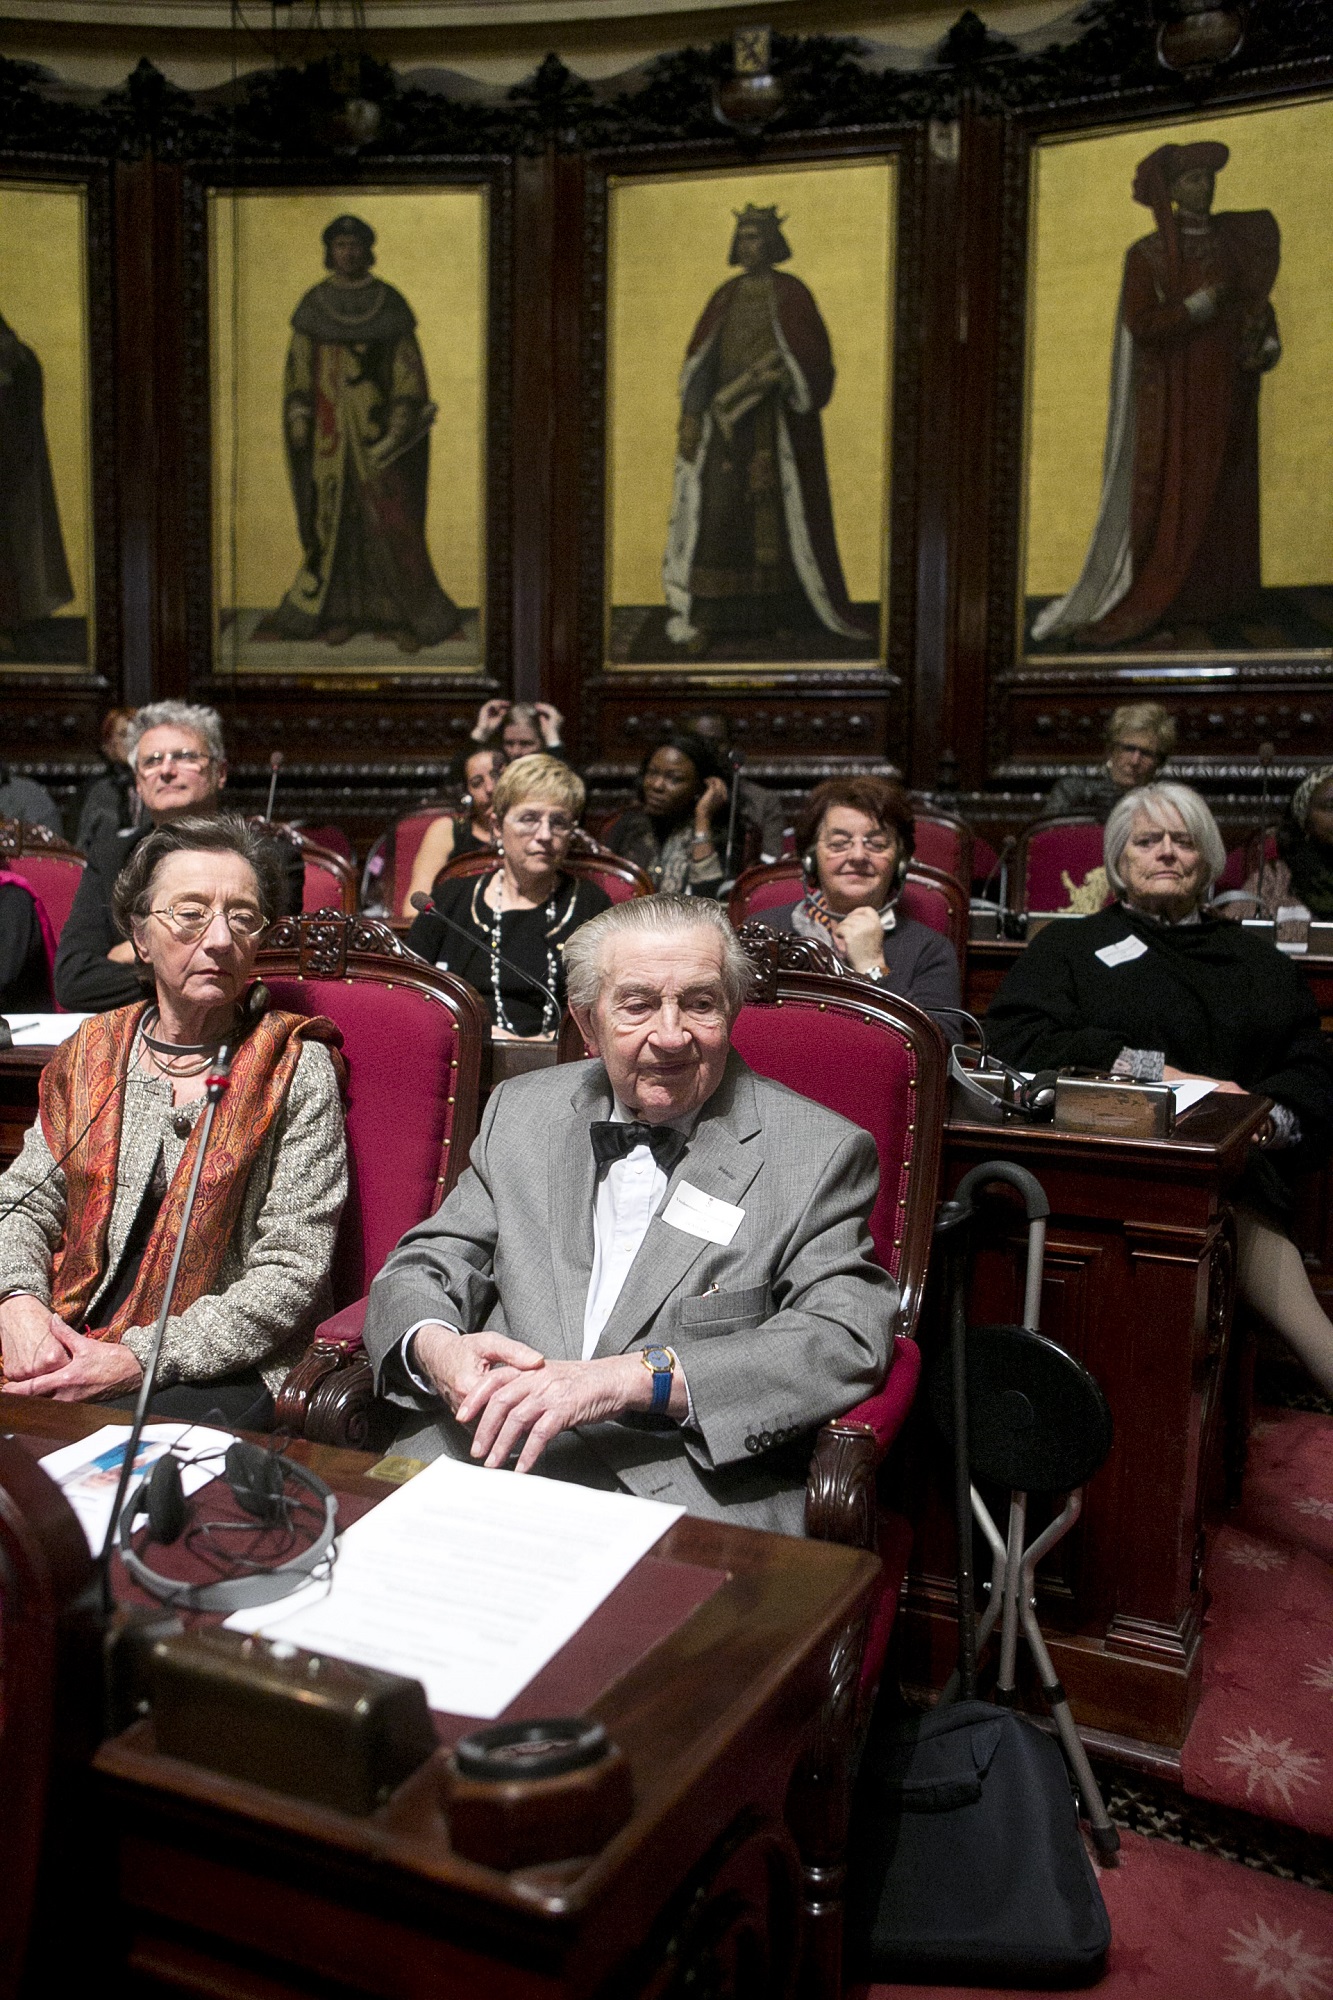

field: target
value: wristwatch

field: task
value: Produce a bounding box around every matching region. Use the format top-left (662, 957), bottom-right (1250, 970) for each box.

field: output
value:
top-left (863, 964), bottom-right (886, 983)
top-left (640, 1345), bottom-right (677, 1415)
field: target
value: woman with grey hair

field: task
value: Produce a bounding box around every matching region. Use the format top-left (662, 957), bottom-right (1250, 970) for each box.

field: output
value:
top-left (1042, 702), bottom-right (1177, 821)
top-left (988, 782), bottom-right (1333, 1393)
top-left (0, 814), bottom-right (347, 1426)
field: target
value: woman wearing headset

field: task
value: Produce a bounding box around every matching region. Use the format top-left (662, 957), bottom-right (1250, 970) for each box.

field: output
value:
top-left (762, 777), bottom-right (961, 1024)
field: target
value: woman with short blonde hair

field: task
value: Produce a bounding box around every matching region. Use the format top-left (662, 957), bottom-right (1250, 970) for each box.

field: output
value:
top-left (407, 754), bottom-right (607, 1042)
top-left (1042, 700), bottom-right (1177, 822)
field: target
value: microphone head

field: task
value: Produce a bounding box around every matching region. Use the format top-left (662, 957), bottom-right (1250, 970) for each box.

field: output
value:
top-left (727, 748), bottom-right (745, 770)
top-left (1258, 741), bottom-right (1275, 764)
top-left (409, 890), bottom-right (433, 914)
top-left (269, 751), bottom-right (284, 772)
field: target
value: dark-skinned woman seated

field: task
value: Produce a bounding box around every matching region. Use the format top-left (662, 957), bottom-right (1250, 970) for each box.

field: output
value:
top-left (763, 776), bottom-right (962, 1026)
top-left (0, 815), bottom-right (347, 1428)
top-left (987, 780), bottom-right (1333, 1397)
top-left (604, 734), bottom-right (729, 896)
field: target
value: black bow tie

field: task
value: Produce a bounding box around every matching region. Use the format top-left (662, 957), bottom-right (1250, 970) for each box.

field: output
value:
top-left (590, 1120), bottom-right (688, 1172)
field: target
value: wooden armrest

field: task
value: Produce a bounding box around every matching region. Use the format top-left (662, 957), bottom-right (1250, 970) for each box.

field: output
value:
top-left (275, 1293), bottom-right (373, 1448)
top-left (804, 1336), bottom-right (921, 1551)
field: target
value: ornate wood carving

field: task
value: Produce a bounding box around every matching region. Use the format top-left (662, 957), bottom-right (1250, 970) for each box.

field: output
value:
top-left (735, 921), bottom-right (841, 1001)
top-left (0, 818), bottom-right (84, 859)
top-left (804, 1423), bottom-right (880, 1552)
top-left (262, 909), bottom-right (410, 978)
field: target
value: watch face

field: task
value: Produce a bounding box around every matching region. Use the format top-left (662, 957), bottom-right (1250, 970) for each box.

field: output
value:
top-left (644, 1346), bottom-right (672, 1371)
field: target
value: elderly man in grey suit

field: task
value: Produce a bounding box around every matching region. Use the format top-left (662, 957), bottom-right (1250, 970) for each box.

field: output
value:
top-left (362, 895), bottom-right (897, 1534)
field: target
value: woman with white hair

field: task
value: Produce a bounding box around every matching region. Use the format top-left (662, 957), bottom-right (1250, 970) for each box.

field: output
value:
top-left (988, 781), bottom-right (1333, 1395)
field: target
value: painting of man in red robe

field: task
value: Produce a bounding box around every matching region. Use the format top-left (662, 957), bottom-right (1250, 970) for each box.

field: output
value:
top-left (661, 205), bottom-right (873, 660)
top-left (1033, 143), bottom-right (1280, 651)
top-left (257, 214), bottom-right (460, 655)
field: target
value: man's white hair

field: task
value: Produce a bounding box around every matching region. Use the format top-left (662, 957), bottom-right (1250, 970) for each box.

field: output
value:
top-left (126, 701), bottom-right (227, 770)
top-left (563, 894), bottom-right (753, 1015)
top-left (1104, 782), bottom-right (1225, 898)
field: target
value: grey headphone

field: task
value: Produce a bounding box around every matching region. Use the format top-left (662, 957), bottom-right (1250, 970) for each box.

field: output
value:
top-left (118, 1446), bottom-right (338, 1614)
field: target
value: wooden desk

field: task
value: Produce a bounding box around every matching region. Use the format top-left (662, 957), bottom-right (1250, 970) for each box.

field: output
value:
top-left (900, 1091), bottom-right (1268, 1768)
top-left (6, 1401), bottom-right (878, 2000)
top-left (0, 1044), bottom-right (46, 1167)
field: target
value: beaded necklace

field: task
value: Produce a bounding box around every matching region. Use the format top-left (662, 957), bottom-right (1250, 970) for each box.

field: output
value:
top-left (481, 873), bottom-right (575, 1038)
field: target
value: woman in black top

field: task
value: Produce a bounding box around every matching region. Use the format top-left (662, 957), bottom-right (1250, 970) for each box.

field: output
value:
top-left (987, 781), bottom-right (1333, 1395)
top-left (605, 735), bottom-right (729, 895)
top-left (406, 754), bottom-right (609, 1041)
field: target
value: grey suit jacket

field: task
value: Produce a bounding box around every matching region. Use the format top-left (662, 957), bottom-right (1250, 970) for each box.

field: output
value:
top-left (362, 1050), bottom-right (898, 1535)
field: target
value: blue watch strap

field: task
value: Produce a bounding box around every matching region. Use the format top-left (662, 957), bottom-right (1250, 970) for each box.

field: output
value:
top-left (644, 1347), bottom-right (673, 1413)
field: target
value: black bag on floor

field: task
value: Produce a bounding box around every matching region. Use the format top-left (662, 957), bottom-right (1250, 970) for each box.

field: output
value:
top-left (845, 1163), bottom-right (1111, 1988)
top-left (845, 1699), bottom-right (1110, 1987)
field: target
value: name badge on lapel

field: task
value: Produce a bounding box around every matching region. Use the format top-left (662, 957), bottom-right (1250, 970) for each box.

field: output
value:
top-left (661, 1180), bottom-right (745, 1246)
top-left (1095, 934), bottom-right (1149, 968)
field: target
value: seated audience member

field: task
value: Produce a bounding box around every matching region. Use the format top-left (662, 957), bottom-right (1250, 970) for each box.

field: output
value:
top-left (0, 756), bottom-right (61, 837)
top-left (604, 735), bottom-right (729, 895)
top-left (0, 870), bottom-right (54, 1010)
top-left (401, 746), bottom-right (506, 918)
top-left (1223, 766), bottom-right (1333, 922)
top-left (0, 816), bottom-right (347, 1426)
top-left (987, 781), bottom-right (1333, 1396)
top-left (761, 777), bottom-right (962, 1025)
top-left (684, 710), bottom-right (787, 864)
top-left (470, 697), bottom-right (566, 763)
top-left (406, 754), bottom-right (608, 1041)
top-left (55, 701), bottom-right (302, 1014)
top-left (1042, 702), bottom-right (1176, 821)
top-left (364, 895), bottom-right (894, 1533)
top-left (74, 705), bottom-right (137, 853)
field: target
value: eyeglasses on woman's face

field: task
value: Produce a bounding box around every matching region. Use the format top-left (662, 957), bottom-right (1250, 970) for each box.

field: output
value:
top-left (507, 808), bottom-right (574, 838)
top-left (149, 901), bottom-right (267, 941)
top-left (818, 830), bottom-right (896, 857)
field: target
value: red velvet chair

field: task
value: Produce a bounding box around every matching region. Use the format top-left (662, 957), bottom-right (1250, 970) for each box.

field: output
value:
top-left (358, 799), bottom-right (462, 916)
top-left (1012, 815), bottom-right (1109, 913)
top-left (0, 818), bottom-right (85, 943)
top-left (1218, 826), bottom-right (1276, 896)
top-left (244, 817), bottom-right (359, 917)
top-left (250, 913), bottom-right (488, 1446)
top-left (907, 799), bottom-right (975, 889)
top-left (728, 857), bottom-right (968, 965)
top-left (439, 843), bottom-right (653, 904)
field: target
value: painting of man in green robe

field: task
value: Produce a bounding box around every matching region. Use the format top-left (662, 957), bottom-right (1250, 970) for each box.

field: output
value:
top-left (256, 214), bottom-right (460, 654)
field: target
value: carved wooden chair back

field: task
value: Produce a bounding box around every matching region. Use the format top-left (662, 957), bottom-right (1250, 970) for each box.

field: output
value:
top-left (727, 857), bottom-right (969, 967)
top-left (1013, 815), bottom-right (1109, 914)
top-left (0, 818), bottom-right (85, 941)
top-left (0, 1439), bottom-right (96, 2000)
top-left (439, 844), bottom-right (653, 904)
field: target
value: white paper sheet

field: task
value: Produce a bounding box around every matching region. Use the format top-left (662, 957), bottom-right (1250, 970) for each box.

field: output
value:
top-left (38, 1421), bottom-right (235, 1552)
top-left (3, 1012), bottom-right (93, 1047)
top-left (225, 1455), bottom-right (684, 1719)
top-left (1171, 1078), bottom-right (1216, 1115)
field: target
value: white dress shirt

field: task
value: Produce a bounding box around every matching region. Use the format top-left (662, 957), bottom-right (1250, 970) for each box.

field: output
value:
top-left (401, 1099), bottom-right (695, 1407)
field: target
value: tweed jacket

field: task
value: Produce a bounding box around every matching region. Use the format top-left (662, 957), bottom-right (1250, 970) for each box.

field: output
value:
top-left (0, 1040), bottom-right (347, 1394)
top-left (363, 1050), bottom-right (897, 1535)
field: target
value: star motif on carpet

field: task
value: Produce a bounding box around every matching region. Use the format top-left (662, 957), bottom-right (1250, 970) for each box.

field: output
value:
top-left (1303, 1654), bottom-right (1333, 1698)
top-left (1293, 1496), bottom-right (1333, 1521)
top-left (1216, 1730), bottom-right (1324, 1809)
top-left (1223, 1915), bottom-right (1333, 1998)
top-left (1223, 1537), bottom-right (1290, 1571)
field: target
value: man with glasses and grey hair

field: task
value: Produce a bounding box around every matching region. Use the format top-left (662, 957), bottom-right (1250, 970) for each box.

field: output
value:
top-left (363, 894), bottom-right (897, 1534)
top-left (55, 700), bottom-right (301, 1012)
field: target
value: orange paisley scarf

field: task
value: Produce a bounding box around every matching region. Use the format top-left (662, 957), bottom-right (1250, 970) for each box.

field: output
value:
top-left (39, 1001), bottom-right (345, 1342)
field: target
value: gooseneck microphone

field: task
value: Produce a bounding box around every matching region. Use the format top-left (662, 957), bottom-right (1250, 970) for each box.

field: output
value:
top-left (97, 1042), bottom-right (236, 1611)
top-left (264, 751), bottom-right (284, 823)
top-left (723, 748), bottom-right (745, 882)
top-left (408, 891), bottom-right (562, 1019)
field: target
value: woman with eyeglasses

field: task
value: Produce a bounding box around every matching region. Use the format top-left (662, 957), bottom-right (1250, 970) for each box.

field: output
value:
top-left (0, 815), bottom-right (347, 1425)
top-left (988, 783), bottom-right (1333, 1396)
top-left (762, 777), bottom-right (962, 1024)
top-left (406, 755), bottom-right (609, 1042)
top-left (1041, 702), bottom-right (1177, 822)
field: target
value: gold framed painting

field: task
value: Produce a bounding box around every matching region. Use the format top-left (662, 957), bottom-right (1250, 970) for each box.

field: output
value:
top-left (0, 176), bottom-right (97, 675)
top-left (206, 180), bottom-right (491, 677)
top-left (1021, 95), bottom-right (1333, 669)
top-left (602, 155), bottom-right (897, 673)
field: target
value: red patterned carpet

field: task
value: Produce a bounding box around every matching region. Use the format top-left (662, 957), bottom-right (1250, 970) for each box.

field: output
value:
top-left (851, 1828), bottom-right (1333, 1999)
